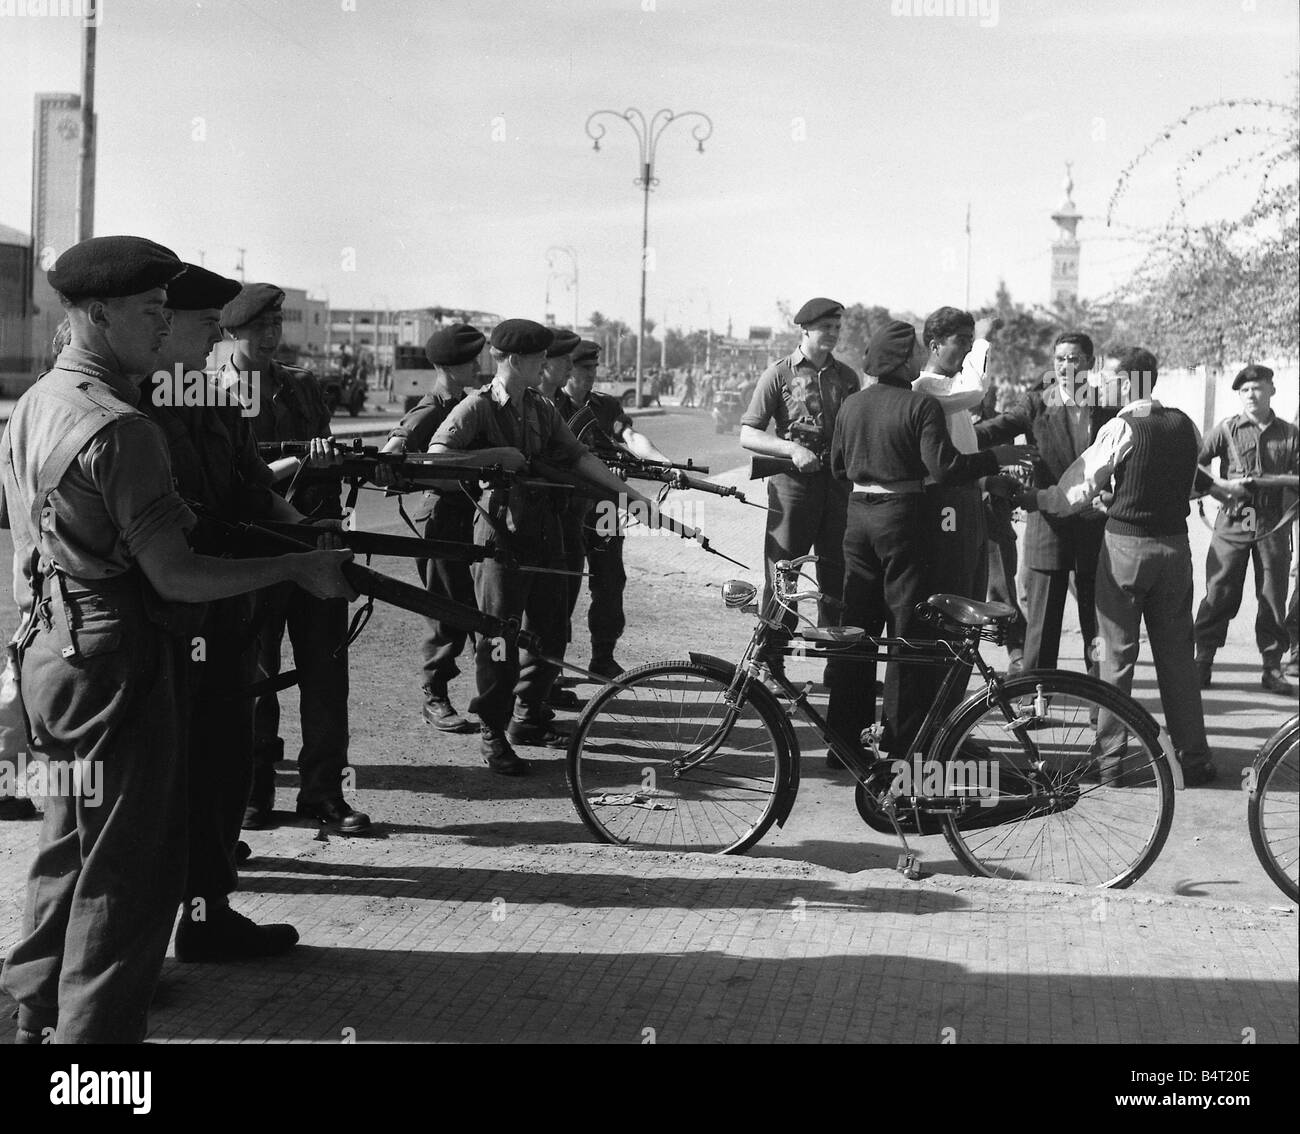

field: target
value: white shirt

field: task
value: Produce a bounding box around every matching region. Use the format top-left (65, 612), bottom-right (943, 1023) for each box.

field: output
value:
top-left (912, 339), bottom-right (990, 459)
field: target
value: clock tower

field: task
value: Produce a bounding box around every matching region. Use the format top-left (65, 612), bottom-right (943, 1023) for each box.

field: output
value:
top-left (1050, 163), bottom-right (1081, 306)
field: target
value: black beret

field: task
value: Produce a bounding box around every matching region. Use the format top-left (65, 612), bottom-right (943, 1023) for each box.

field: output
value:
top-left (490, 318), bottom-right (553, 355)
top-left (1233, 364), bottom-right (1274, 389)
top-left (47, 235), bottom-right (185, 302)
top-left (220, 283), bottom-right (285, 329)
top-left (425, 323), bottom-right (486, 366)
top-left (793, 297), bottom-right (844, 326)
top-left (571, 340), bottom-right (601, 367)
top-left (864, 320), bottom-right (918, 378)
top-left (546, 329), bottom-right (581, 358)
top-left (167, 264), bottom-right (242, 311)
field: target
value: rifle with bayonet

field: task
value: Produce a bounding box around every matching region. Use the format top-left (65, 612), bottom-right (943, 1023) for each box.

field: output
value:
top-left (258, 438), bottom-right (572, 496)
top-left (197, 507), bottom-right (545, 650)
top-left (599, 450), bottom-right (768, 511)
top-left (246, 519), bottom-right (584, 579)
top-left (528, 456), bottom-right (752, 571)
top-left (566, 403), bottom-right (766, 510)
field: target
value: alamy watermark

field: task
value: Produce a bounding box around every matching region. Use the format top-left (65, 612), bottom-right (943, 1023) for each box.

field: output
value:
top-left (0, 0), bottom-right (102, 24)
top-left (149, 364), bottom-right (261, 418)
top-left (1, 752), bottom-right (103, 807)
top-left (889, 753), bottom-right (1000, 806)
top-left (891, 0), bottom-right (999, 29)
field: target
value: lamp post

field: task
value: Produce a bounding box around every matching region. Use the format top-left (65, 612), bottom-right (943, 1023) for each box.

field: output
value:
top-left (585, 108), bottom-right (712, 408)
top-left (547, 245), bottom-right (579, 328)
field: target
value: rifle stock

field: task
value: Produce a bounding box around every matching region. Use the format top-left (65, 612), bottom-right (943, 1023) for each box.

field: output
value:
top-left (749, 455), bottom-right (800, 480)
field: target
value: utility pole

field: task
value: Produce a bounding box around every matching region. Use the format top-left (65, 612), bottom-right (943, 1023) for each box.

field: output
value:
top-left (77, 21), bottom-right (97, 242)
top-left (964, 202), bottom-right (972, 309)
top-left (236, 248), bottom-right (246, 282)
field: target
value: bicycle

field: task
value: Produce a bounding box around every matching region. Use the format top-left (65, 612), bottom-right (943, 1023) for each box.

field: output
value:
top-left (565, 554), bottom-right (1176, 888)
top-left (1248, 714), bottom-right (1298, 902)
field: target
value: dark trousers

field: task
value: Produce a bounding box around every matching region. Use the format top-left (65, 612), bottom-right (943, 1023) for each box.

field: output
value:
top-left (253, 585), bottom-right (350, 808)
top-left (562, 503), bottom-right (627, 660)
top-left (921, 481), bottom-right (987, 724)
top-left (826, 495), bottom-right (935, 759)
top-left (985, 496), bottom-right (1025, 654)
top-left (0, 600), bottom-right (186, 1044)
top-left (1095, 532), bottom-right (1210, 766)
top-left (471, 560), bottom-right (568, 732)
top-left (922, 482), bottom-right (988, 601)
top-left (761, 470), bottom-right (848, 669)
top-left (1023, 567), bottom-right (1100, 673)
top-left (186, 599), bottom-right (257, 903)
top-left (417, 499), bottom-right (478, 695)
top-left (1194, 528), bottom-right (1292, 666)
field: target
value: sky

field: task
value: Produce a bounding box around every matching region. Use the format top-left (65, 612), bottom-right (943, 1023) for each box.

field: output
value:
top-left (1, 0), bottom-right (1296, 335)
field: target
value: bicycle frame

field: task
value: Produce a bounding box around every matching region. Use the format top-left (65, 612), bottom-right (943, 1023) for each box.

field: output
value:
top-left (707, 556), bottom-right (1089, 867)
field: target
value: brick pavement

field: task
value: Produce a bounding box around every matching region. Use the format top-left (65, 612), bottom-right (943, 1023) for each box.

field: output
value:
top-left (1, 830), bottom-right (1293, 1043)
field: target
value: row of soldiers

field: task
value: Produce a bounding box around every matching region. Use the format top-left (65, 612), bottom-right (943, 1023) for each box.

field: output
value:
top-left (0, 235), bottom-right (696, 1043)
top-left (741, 297), bottom-right (1299, 782)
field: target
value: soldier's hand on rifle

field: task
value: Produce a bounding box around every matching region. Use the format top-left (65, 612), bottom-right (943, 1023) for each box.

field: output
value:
top-left (372, 439), bottom-right (405, 488)
top-left (307, 517), bottom-right (345, 550)
top-left (293, 548), bottom-right (358, 601)
top-left (305, 437), bottom-right (343, 469)
top-left (790, 443), bottom-right (821, 473)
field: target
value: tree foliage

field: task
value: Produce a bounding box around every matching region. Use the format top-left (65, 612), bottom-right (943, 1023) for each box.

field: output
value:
top-left (1104, 85), bottom-right (1299, 367)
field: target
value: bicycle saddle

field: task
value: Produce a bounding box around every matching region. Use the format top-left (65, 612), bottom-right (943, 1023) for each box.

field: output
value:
top-left (926, 594), bottom-right (1017, 626)
top-left (796, 626), bottom-right (867, 642)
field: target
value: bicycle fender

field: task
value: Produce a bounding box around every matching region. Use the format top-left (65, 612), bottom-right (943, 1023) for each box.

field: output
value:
top-left (930, 670), bottom-right (1164, 759)
top-left (1252, 716), bottom-right (1299, 794)
top-left (687, 651), bottom-right (800, 826)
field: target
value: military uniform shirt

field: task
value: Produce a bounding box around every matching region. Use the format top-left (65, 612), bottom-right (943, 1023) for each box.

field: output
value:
top-left (3, 346), bottom-right (195, 608)
top-left (740, 348), bottom-right (859, 447)
top-left (431, 382), bottom-right (587, 467)
top-left (1199, 412), bottom-right (1300, 542)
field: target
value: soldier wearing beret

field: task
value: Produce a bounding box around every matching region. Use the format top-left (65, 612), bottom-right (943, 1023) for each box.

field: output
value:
top-left (428, 319), bottom-right (671, 774)
top-left (0, 237), bottom-right (352, 1042)
top-left (145, 264), bottom-right (312, 961)
top-left (1194, 363), bottom-right (1300, 695)
top-left (537, 328), bottom-right (584, 706)
top-left (553, 339), bottom-right (678, 678)
top-left (740, 297), bottom-right (860, 682)
top-left (218, 283), bottom-right (370, 834)
top-left (379, 323), bottom-right (487, 731)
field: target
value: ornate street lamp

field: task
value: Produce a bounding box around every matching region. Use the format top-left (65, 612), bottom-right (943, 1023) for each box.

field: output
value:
top-left (585, 108), bottom-right (712, 406)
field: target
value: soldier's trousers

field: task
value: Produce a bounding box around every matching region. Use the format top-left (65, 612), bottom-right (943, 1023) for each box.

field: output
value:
top-left (186, 599), bottom-right (257, 904)
top-left (470, 560), bottom-right (568, 731)
top-left (417, 499), bottom-right (478, 695)
top-left (760, 470), bottom-right (848, 668)
top-left (1194, 528), bottom-right (1292, 665)
top-left (253, 585), bottom-right (350, 807)
top-left (565, 524), bottom-right (627, 662)
top-left (0, 589), bottom-right (186, 1044)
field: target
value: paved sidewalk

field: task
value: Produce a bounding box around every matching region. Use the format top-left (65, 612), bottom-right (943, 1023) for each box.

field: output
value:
top-left (1, 832), bottom-right (1294, 1043)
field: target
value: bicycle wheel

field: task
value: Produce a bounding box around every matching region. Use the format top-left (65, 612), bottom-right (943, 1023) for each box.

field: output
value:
top-left (1248, 716), bottom-right (1299, 903)
top-left (935, 672), bottom-right (1174, 888)
top-left (566, 659), bottom-right (793, 853)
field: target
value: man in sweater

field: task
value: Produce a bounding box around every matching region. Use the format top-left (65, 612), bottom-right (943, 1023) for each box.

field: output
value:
top-left (826, 321), bottom-right (1032, 762)
top-left (1015, 348), bottom-right (1229, 786)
